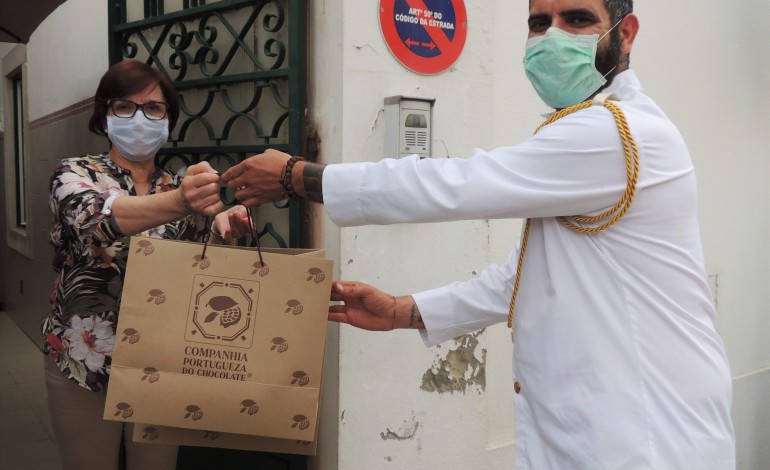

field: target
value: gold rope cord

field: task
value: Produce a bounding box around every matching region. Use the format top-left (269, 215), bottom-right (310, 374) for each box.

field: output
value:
top-left (507, 99), bottom-right (640, 328)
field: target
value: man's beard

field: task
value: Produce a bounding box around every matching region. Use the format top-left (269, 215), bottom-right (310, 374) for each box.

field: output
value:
top-left (595, 28), bottom-right (623, 86)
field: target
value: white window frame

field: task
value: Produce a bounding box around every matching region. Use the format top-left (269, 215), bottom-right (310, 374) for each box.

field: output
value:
top-left (3, 44), bottom-right (33, 258)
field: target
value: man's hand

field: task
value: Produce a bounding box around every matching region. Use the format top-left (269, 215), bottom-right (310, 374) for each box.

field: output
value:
top-left (180, 161), bottom-right (223, 216)
top-left (329, 281), bottom-right (425, 331)
top-left (221, 149), bottom-right (292, 207)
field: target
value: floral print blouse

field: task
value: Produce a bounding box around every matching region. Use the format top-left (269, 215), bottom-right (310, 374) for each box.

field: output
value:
top-left (44, 154), bottom-right (207, 392)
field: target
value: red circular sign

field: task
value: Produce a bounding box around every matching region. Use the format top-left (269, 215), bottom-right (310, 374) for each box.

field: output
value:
top-left (379, 0), bottom-right (468, 75)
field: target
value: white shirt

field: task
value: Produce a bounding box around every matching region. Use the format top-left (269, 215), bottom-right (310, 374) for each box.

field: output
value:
top-left (323, 70), bottom-right (735, 469)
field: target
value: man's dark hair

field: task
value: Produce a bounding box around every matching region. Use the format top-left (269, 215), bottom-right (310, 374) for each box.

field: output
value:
top-left (605, 0), bottom-right (633, 24)
top-left (528, 0), bottom-right (633, 22)
top-left (604, 0), bottom-right (633, 73)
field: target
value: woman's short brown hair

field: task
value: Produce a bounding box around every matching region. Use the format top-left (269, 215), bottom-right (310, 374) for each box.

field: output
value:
top-left (88, 60), bottom-right (180, 136)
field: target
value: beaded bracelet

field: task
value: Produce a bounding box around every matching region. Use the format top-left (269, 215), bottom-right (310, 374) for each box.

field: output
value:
top-left (280, 156), bottom-right (305, 199)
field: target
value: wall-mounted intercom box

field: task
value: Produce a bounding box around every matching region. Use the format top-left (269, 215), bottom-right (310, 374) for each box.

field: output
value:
top-left (384, 96), bottom-right (435, 158)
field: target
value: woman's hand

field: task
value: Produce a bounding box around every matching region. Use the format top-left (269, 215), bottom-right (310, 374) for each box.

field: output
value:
top-left (211, 206), bottom-right (252, 245)
top-left (180, 162), bottom-right (223, 216)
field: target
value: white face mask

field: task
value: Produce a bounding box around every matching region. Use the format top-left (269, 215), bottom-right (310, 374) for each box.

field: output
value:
top-left (106, 114), bottom-right (169, 162)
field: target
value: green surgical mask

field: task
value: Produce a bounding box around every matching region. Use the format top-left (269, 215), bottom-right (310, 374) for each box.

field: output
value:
top-left (524, 23), bottom-right (618, 109)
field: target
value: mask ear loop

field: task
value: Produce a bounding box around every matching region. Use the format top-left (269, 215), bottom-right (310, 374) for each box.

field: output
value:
top-left (599, 17), bottom-right (625, 42)
top-left (245, 206), bottom-right (265, 267)
top-left (598, 16), bottom-right (625, 79)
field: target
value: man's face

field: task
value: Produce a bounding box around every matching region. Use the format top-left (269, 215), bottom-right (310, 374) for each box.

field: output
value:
top-left (528, 0), bottom-right (622, 78)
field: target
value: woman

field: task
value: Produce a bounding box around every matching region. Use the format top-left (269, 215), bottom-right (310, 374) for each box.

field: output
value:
top-left (43, 60), bottom-right (243, 470)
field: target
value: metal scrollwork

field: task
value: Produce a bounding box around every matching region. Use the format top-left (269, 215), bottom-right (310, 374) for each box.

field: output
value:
top-left (110, 0), bottom-right (305, 248)
top-left (262, 0), bottom-right (285, 32)
top-left (168, 22), bottom-right (195, 80)
top-left (194, 15), bottom-right (220, 77)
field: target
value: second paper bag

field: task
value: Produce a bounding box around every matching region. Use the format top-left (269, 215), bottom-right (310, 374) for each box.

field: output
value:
top-left (104, 237), bottom-right (332, 443)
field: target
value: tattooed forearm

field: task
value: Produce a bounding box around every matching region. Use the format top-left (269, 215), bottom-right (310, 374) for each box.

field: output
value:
top-left (408, 302), bottom-right (425, 329)
top-left (302, 163), bottom-right (325, 203)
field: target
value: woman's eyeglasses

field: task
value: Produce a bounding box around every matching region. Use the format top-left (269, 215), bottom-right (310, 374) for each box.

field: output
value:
top-left (107, 99), bottom-right (169, 120)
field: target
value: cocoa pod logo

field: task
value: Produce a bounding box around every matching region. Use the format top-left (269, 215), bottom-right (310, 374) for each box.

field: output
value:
top-left (204, 296), bottom-right (242, 328)
top-left (192, 254), bottom-right (211, 270)
top-left (121, 328), bottom-right (140, 344)
top-left (284, 300), bottom-right (303, 316)
top-left (240, 399), bottom-right (259, 415)
top-left (141, 367), bottom-right (160, 383)
top-left (184, 405), bottom-right (203, 421)
top-left (291, 371), bottom-right (309, 387)
top-left (114, 402), bottom-right (134, 419)
top-left (136, 240), bottom-right (154, 255)
top-left (146, 289), bottom-right (166, 305)
top-left (251, 262), bottom-right (270, 277)
top-left (203, 431), bottom-right (220, 441)
top-left (142, 426), bottom-right (159, 441)
top-left (306, 268), bottom-right (325, 284)
top-left (270, 337), bottom-right (289, 353)
top-left (291, 414), bottom-right (310, 431)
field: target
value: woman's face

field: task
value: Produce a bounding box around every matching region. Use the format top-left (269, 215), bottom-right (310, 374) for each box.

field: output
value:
top-left (106, 83), bottom-right (170, 166)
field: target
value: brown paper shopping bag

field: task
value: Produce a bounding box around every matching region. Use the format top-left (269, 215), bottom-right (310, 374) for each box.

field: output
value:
top-left (131, 420), bottom-right (320, 456)
top-left (104, 237), bottom-right (332, 448)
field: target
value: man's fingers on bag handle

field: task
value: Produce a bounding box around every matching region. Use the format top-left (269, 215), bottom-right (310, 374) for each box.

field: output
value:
top-left (221, 161), bottom-right (246, 183)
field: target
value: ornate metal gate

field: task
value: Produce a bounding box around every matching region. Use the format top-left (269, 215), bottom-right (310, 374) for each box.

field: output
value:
top-left (108, 0), bottom-right (307, 249)
top-left (108, 1), bottom-right (308, 468)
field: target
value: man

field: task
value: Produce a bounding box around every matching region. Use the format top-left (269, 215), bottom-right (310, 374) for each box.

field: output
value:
top-left (221, 1), bottom-right (736, 468)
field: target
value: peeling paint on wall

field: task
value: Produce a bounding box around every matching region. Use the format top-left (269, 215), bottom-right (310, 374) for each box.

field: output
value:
top-left (380, 413), bottom-right (420, 441)
top-left (421, 330), bottom-right (487, 394)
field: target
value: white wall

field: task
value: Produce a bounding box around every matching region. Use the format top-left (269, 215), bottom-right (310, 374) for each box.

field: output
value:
top-left (311, 2), bottom-right (530, 468)
top-left (25, 0), bottom-right (109, 120)
top-left (312, 1), bottom-right (770, 469)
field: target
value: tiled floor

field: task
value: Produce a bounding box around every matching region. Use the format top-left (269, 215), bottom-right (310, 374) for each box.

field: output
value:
top-left (0, 312), bottom-right (62, 470)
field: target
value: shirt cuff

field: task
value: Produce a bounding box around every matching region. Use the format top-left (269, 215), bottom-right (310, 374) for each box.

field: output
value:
top-left (102, 193), bottom-right (120, 215)
top-left (323, 163), bottom-right (369, 227)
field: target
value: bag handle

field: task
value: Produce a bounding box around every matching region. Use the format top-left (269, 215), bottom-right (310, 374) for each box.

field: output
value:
top-left (200, 206), bottom-right (265, 267)
top-left (245, 206), bottom-right (266, 267)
